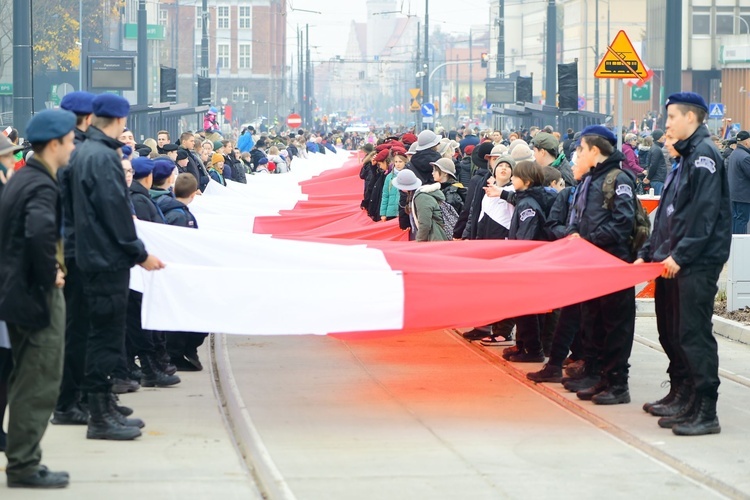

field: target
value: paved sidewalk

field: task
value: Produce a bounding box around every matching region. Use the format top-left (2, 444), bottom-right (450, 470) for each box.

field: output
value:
top-left (219, 314), bottom-right (750, 499)
top-left (1, 343), bottom-right (261, 499)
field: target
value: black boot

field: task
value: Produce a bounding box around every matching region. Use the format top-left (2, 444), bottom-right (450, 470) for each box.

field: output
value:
top-left (649, 382), bottom-right (693, 417)
top-left (643, 380), bottom-right (678, 413)
top-left (592, 385), bottom-right (631, 405)
top-left (128, 357), bottom-right (143, 382)
top-left (0, 428), bottom-right (6, 452)
top-left (51, 402), bottom-right (89, 425)
top-left (672, 394), bottom-right (721, 436)
top-left (157, 351), bottom-right (178, 376)
top-left (108, 395), bottom-right (145, 428)
top-left (110, 393), bottom-right (134, 417)
top-left (576, 378), bottom-right (608, 401)
top-left (657, 389), bottom-right (697, 429)
top-left (141, 355), bottom-right (181, 388)
top-left (563, 375), bottom-right (600, 393)
top-left (86, 393), bottom-right (141, 441)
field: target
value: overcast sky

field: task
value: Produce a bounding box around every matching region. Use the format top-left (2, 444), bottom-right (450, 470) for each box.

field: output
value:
top-left (286, 0), bottom-right (493, 61)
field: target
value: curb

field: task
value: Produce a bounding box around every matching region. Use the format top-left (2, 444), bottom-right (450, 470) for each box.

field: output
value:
top-left (210, 333), bottom-right (297, 500)
top-left (712, 315), bottom-right (750, 345)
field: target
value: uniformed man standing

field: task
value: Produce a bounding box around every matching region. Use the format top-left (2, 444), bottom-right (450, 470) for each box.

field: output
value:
top-left (69, 94), bottom-right (165, 441)
top-left (636, 92), bottom-right (731, 436)
top-left (53, 91), bottom-right (97, 426)
top-left (0, 109), bottom-right (77, 488)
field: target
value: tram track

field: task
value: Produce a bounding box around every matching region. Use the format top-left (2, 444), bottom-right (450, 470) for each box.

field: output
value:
top-left (457, 329), bottom-right (749, 500)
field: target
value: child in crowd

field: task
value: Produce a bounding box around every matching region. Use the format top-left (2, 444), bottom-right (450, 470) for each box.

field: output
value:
top-left (158, 173), bottom-right (199, 228)
top-left (208, 153), bottom-right (226, 186)
top-left (543, 166), bottom-right (565, 192)
top-left (503, 160), bottom-right (550, 363)
top-left (380, 149), bottom-right (407, 221)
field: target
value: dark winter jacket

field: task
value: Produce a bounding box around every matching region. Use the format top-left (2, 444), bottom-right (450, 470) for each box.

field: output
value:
top-left (548, 153), bottom-right (576, 187)
top-left (638, 126), bottom-right (731, 268)
top-left (545, 186), bottom-right (575, 241)
top-left (69, 126), bottom-right (148, 272)
top-left (455, 165), bottom-right (491, 239)
top-left (360, 160), bottom-right (378, 210)
top-left (647, 142), bottom-right (667, 183)
top-left (457, 156), bottom-right (473, 186)
top-left (129, 181), bottom-right (164, 223)
top-left (569, 150), bottom-right (636, 262)
top-left (509, 186), bottom-right (548, 241)
top-left (440, 180), bottom-right (467, 215)
top-left (407, 149), bottom-right (442, 186)
top-left (250, 147), bottom-right (267, 169)
top-left (413, 183), bottom-right (449, 241)
top-left (637, 145), bottom-right (651, 170)
top-left (367, 168), bottom-right (386, 220)
top-left (727, 144), bottom-right (750, 203)
top-left (0, 157), bottom-right (61, 329)
top-left (157, 196), bottom-right (198, 228)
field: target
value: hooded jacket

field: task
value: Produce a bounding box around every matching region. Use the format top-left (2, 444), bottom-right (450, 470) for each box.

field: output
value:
top-left (69, 126), bottom-right (148, 272)
top-left (407, 148), bottom-right (442, 186)
top-left (157, 195), bottom-right (198, 228)
top-left (549, 153), bottom-right (576, 187)
top-left (638, 126), bottom-right (731, 268)
top-left (380, 169), bottom-right (400, 218)
top-left (569, 150), bottom-right (636, 262)
top-left (129, 181), bottom-right (164, 223)
top-left (412, 183), bottom-right (449, 241)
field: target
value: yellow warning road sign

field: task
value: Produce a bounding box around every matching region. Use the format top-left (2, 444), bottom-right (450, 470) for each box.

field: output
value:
top-left (409, 88), bottom-right (422, 99)
top-left (594, 30), bottom-right (648, 80)
top-left (410, 99), bottom-right (421, 112)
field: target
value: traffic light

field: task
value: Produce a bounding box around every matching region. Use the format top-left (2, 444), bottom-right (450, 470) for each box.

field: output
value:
top-left (481, 53), bottom-right (489, 68)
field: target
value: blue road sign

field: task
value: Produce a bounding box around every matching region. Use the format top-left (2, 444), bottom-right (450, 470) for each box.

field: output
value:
top-left (709, 103), bottom-right (725, 119)
top-left (421, 102), bottom-right (435, 117)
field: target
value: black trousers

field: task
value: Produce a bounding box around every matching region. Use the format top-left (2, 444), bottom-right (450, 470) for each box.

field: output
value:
top-left (581, 287), bottom-right (636, 383)
top-left (515, 314), bottom-right (542, 354)
top-left (81, 269), bottom-right (130, 394)
top-left (167, 332), bottom-right (208, 360)
top-left (56, 258), bottom-right (89, 411)
top-left (126, 291), bottom-right (154, 356)
top-left (548, 303), bottom-right (583, 367)
top-left (654, 277), bottom-right (691, 384)
top-left (675, 264), bottom-right (722, 396)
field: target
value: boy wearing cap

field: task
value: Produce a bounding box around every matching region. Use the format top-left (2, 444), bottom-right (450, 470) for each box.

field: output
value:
top-left (635, 93), bottom-right (731, 436)
top-left (68, 94), bottom-right (164, 441)
top-left (0, 109), bottom-right (77, 488)
top-left (531, 131), bottom-right (576, 187)
top-left (567, 125), bottom-right (637, 405)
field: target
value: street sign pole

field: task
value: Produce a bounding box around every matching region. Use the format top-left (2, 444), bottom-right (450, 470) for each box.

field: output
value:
top-left (617, 80), bottom-right (624, 151)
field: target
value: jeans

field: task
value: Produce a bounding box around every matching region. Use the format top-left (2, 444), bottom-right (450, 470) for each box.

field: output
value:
top-left (650, 181), bottom-right (665, 196)
top-left (731, 201), bottom-right (750, 234)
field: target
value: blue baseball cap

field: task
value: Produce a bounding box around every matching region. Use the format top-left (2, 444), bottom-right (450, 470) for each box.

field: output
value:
top-left (26, 109), bottom-right (77, 143)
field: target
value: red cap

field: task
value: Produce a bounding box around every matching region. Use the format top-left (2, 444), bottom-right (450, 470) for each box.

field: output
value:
top-left (373, 149), bottom-right (390, 163)
top-left (464, 144), bottom-right (475, 155)
top-left (401, 133), bottom-right (418, 146)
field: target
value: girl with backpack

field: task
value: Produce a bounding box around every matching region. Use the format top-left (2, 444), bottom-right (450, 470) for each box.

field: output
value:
top-left (393, 169), bottom-right (449, 242)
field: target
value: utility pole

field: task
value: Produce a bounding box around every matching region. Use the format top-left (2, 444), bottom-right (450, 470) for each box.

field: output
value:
top-left (200, 0), bottom-right (208, 78)
top-left (423, 0), bottom-right (429, 106)
top-left (545, 0), bottom-right (556, 107)
top-left (416, 21), bottom-right (421, 130)
top-left (469, 29), bottom-right (473, 121)
top-left (137, 0), bottom-right (148, 105)
top-left (297, 26), bottom-right (303, 119)
top-left (305, 24), bottom-right (311, 128)
top-left (496, 0), bottom-right (504, 77)
top-left (12, 0), bottom-right (32, 134)
top-left (606, 4), bottom-right (611, 114)
top-left (594, 0), bottom-right (599, 113)
top-left (664, 0), bottom-right (682, 103)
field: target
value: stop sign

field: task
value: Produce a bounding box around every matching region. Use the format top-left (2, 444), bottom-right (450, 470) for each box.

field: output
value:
top-left (287, 113), bottom-right (302, 128)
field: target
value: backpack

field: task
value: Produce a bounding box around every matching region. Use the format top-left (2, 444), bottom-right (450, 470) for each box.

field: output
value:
top-left (438, 200), bottom-right (460, 237)
top-left (601, 168), bottom-right (651, 255)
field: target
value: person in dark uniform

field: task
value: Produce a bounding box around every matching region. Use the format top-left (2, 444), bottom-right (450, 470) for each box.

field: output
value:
top-left (0, 109), bottom-right (77, 488)
top-left (567, 126), bottom-right (637, 405)
top-left (52, 90), bottom-right (96, 426)
top-left (69, 94), bottom-right (165, 441)
top-left (636, 92), bottom-right (731, 436)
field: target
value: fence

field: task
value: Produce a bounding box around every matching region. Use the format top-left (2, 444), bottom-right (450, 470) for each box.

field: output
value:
top-left (490, 103), bottom-right (606, 133)
top-left (128, 104), bottom-right (210, 142)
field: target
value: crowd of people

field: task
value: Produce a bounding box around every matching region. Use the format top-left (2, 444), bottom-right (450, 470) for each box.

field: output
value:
top-left (0, 91), bottom-right (335, 489)
top-left (0, 89), bottom-right (739, 489)
top-left (358, 92), bottom-right (732, 439)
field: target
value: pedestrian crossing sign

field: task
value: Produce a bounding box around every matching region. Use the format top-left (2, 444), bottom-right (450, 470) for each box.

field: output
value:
top-left (594, 30), bottom-right (649, 79)
top-left (708, 103), bottom-right (725, 119)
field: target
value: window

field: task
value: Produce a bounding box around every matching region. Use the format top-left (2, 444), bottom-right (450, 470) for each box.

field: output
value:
top-left (692, 7), bottom-right (710, 35)
top-left (158, 9), bottom-right (167, 26)
top-left (195, 44), bottom-right (204, 73)
top-left (217, 6), bottom-right (229, 29)
top-left (239, 44), bottom-right (251, 69)
top-left (239, 6), bottom-right (251, 29)
top-left (233, 86), bottom-right (249, 102)
top-left (196, 7), bottom-right (203, 29)
top-left (740, 11), bottom-right (750, 34)
top-left (217, 44), bottom-right (230, 70)
top-left (716, 8), bottom-right (734, 35)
